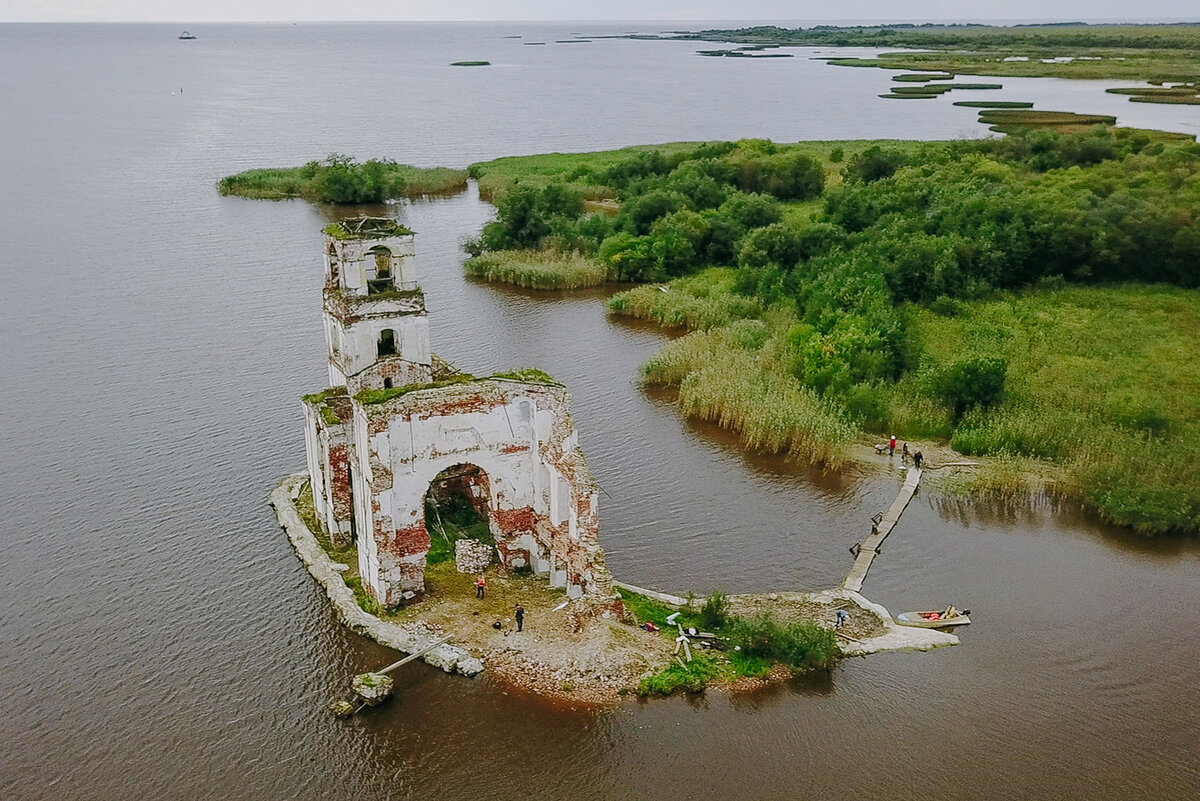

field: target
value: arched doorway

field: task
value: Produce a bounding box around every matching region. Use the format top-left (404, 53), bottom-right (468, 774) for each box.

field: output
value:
top-left (424, 464), bottom-right (496, 566)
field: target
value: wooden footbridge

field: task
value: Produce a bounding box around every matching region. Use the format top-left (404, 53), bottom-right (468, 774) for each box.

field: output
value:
top-left (842, 467), bottom-right (921, 592)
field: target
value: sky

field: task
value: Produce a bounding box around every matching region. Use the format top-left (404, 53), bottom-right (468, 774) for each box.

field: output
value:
top-left (3, 1), bottom-right (1198, 24)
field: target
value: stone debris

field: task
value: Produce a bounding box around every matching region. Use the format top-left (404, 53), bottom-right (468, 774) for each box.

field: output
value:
top-left (455, 539), bottom-right (493, 575)
top-left (351, 672), bottom-right (394, 705)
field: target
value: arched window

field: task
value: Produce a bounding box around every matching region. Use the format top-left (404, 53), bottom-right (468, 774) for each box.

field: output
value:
top-left (377, 329), bottom-right (397, 356)
top-left (367, 246), bottom-right (393, 294)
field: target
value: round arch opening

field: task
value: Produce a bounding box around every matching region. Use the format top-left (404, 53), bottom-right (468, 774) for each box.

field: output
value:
top-left (423, 463), bottom-right (496, 567)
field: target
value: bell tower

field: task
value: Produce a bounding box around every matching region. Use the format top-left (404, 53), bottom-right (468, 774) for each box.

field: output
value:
top-left (321, 217), bottom-right (433, 394)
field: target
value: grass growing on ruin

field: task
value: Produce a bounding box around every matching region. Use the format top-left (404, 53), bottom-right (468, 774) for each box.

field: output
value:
top-left (356, 373), bottom-right (478, 405)
top-left (218, 156), bottom-right (468, 202)
top-left (463, 250), bottom-right (607, 290)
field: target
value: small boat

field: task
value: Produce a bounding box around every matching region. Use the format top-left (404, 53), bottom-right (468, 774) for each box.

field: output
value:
top-left (896, 608), bottom-right (971, 628)
top-left (178, 31), bottom-right (197, 40)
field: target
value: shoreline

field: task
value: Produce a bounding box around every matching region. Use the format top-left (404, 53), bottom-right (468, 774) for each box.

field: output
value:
top-left (271, 473), bottom-right (957, 707)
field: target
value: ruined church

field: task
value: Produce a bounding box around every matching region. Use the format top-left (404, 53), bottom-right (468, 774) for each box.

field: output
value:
top-left (301, 217), bottom-right (614, 608)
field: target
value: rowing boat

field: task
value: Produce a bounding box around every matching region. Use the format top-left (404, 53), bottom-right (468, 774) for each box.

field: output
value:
top-left (896, 609), bottom-right (971, 628)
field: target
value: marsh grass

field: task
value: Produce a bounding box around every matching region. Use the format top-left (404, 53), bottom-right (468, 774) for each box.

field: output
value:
top-left (952, 101), bottom-right (1035, 108)
top-left (605, 268), bottom-right (761, 329)
top-left (463, 249), bottom-right (607, 289)
top-left (900, 285), bottom-right (1200, 534)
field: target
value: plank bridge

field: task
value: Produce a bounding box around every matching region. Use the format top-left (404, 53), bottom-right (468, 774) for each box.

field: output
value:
top-left (841, 467), bottom-right (921, 593)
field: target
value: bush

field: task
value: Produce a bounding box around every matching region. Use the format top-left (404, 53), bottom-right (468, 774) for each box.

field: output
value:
top-left (845, 145), bottom-right (907, 182)
top-left (930, 356), bottom-right (1008, 420)
top-left (700, 590), bottom-right (728, 629)
top-left (727, 613), bottom-right (838, 670)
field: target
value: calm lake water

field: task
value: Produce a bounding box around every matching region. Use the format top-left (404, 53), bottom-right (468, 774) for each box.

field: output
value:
top-left (2, 22), bottom-right (1199, 801)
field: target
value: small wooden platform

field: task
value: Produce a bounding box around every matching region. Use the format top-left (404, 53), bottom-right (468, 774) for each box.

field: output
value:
top-left (842, 468), bottom-right (921, 592)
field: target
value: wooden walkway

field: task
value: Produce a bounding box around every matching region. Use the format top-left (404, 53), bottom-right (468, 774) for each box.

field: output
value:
top-left (841, 467), bottom-right (921, 592)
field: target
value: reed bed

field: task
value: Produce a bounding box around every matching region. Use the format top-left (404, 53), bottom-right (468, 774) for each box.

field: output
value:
top-left (902, 284), bottom-right (1200, 534)
top-left (463, 249), bottom-right (606, 290)
top-left (676, 360), bottom-right (858, 469)
top-left (606, 268), bottom-right (762, 330)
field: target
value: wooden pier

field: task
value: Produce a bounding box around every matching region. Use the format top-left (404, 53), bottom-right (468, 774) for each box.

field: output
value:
top-left (841, 467), bottom-right (921, 592)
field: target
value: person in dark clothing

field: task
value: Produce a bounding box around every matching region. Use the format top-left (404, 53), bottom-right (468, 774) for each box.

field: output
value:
top-left (476, 574), bottom-right (485, 599)
top-left (514, 603), bottom-right (525, 632)
top-left (913, 451), bottom-right (923, 469)
top-left (902, 442), bottom-right (910, 463)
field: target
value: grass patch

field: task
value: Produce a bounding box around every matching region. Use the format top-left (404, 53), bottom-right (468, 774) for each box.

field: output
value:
top-left (490, 367), bottom-right (562, 385)
top-left (898, 285), bottom-right (1200, 534)
top-left (953, 101), bottom-right (1035, 108)
top-left (606, 267), bottom-right (762, 330)
top-left (218, 156), bottom-right (467, 202)
top-left (356, 373), bottom-right (477, 405)
top-left (451, 60), bottom-right (490, 66)
top-left (620, 588), bottom-right (838, 696)
top-left (892, 72), bottom-right (954, 82)
top-left (464, 249), bottom-right (607, 290)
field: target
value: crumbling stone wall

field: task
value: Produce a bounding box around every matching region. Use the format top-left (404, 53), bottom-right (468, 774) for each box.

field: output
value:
top-left (349, 379), bottom-right (614, 608)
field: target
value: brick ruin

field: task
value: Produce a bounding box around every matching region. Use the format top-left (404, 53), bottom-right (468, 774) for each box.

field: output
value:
top-left (302, 217), bottom-right (616, 608)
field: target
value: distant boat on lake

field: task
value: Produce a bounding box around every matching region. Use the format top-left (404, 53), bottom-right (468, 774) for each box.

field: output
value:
top-left (178, 31), bottom-right (197, 40)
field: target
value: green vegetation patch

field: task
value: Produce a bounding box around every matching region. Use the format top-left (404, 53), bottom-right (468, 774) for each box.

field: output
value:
top-left (1130, 94), bottom-right (1200, 105)
top-left (218, 154), bottom-right (468, 203)
top-left (688, 24), bottom-right (1200, 83)
top-left (356, 373), bottom-right (478, 405)
top-left (490, 368), bottom-right (562, 385)
top-left (323, 217), bottom-right (412, 240)
top-left (621, 589), bottom-right (838, 696)
top-left (892, 72), bottom-right (955, 82)
top-left (901, 285), bottom-right (1200, 534)
top-left (953, 101), bottom-right (1035, 108)
top-left (463, 250), bottom-right (607, 290)
top-left (450, 60), bottom-right (490, 66)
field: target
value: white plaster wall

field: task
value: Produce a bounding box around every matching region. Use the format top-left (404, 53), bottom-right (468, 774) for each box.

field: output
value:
top-left (302, 403), bottom-right (328, 522)
top-left (326, 234), bottom-right (418, 295)
top-left (329, 313), bottom-right (430, 379)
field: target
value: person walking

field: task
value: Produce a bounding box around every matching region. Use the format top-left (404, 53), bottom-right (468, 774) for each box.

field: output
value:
top-left (888, 435), bottom-right (897, 456)
top-left (913, 451), bottom-right (923, 470)
top-left (902, 442), bottom-right (910, 463)
top-left (514, 603), bottom-right (525, 632)
top-left (475, 574), bottom-right (485, 599)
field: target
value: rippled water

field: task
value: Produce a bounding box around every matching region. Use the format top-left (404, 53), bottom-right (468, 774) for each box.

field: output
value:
top-left (2, 22), bottom-right (1199, 801)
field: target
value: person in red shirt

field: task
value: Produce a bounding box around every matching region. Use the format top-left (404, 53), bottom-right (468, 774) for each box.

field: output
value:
top-left (888, 435), bottom-right (897, 455)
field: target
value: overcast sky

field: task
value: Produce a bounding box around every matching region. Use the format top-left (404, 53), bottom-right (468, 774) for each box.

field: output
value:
top-left (3, 1), bottom-right (1198, 23)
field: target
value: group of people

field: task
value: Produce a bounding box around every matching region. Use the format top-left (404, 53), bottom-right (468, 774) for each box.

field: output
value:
top-left (475, 574), bottom-right (525, 632)
top-left (887, 435), bottom-right (923, 469)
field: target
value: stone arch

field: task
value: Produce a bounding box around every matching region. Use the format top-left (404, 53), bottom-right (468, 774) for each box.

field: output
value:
top-left (423, 463), bottom-right (496, 569)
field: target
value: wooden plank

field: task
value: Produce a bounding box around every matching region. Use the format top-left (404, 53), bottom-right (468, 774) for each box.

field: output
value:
top-left (840, 468), bottom-right (920, 592)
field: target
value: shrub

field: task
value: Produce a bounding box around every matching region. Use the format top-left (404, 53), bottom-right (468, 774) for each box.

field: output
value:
top-left (727, 613), bottom-right (838, 670)
top-left (931, 356), bottom-right (1008, 420)
top-left (700, 590), bottom-right (729, 630)
top-left (845, 145), bottom-right (907, 182)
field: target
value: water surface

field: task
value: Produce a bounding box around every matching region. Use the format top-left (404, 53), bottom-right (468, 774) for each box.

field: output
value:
top-left (1, 22), bottom-right (1198, 801)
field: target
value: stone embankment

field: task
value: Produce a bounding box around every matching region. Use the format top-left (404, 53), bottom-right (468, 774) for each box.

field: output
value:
top-left (270, 475), bottom-right (484, 677)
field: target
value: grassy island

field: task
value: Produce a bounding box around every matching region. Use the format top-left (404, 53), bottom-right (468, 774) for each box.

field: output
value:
top-left (218, 154), bottom-right (468, 201)
top-left (672, 23), bottom-right (1200, 86)
top-left (463, 131), bottom-right (1200, 535)
top-left (221, 125), bottom-right (1200, 536)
